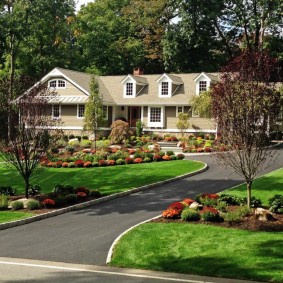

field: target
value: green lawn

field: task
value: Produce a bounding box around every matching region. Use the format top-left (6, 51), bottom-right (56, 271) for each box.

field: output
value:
top-left (110, 167), bottom-right (283, 282)
top-left (0, 160), bottom-right (204, 195)
top-left (221, 168), bottom-right (283, 205)
top-left (110, 223), bottom-right (283, 282)
top-left (0, 211), bottom-right (34, 224)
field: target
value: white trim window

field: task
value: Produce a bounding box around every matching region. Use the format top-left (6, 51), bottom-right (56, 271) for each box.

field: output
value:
top-left (77, 104), bottom-right (85, 118)
top-left (199, 81), bottom-right (207, 93)
top-left (126, 82), bottom-right (134, 96)
top-left (148, 106), bottom-right (164, 127)
top-left (52, 104), bottom-right (61, 119)
top-left (48, 79), bottom-right (66, 89)
top-left (161, 82), bottom-right (169, 96)
top-left (176, 106), bottom-right (184, 117)
top-left (103, 105), bottom-right (108, 120)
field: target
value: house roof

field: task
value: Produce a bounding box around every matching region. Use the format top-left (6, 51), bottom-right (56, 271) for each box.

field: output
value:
top-left (42, 68), bottom-right (219, 106)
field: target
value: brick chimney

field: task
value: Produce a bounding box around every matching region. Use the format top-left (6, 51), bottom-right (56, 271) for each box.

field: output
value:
top-left (133, 67), bottom-right (144, 76)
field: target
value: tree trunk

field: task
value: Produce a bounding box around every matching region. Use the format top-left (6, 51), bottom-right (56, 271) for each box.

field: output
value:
top-left (246, 181), bottom-right (252, 208)
top-left (25, 179), bottom-right (30, 199)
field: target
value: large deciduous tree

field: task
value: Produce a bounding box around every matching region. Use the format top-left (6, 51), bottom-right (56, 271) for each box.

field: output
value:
top-left (211, 50), bottom-right (281, 208)
top-left (0, 78), bottom-right (60, 199)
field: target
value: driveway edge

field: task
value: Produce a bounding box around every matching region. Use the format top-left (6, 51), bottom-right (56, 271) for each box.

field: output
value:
top-left (0, 161), bottom-right (208, 231)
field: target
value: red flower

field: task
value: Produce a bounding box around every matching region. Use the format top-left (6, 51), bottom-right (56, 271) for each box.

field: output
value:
top-left (182, 198), bottom-right (194, 206)
top-left (162, 209), bottom-right (180, 219)
top-left (134, 158), bottom-right (143, 163)
top-left (74, 159), bottom-right (84, 167)
top-left (162, 155), bottom-right (171, 161)
top-left (98, 159), bottom-right (107, 166)
top-left (41, 198), bottom-right (55, 208)
top-left (168, 202), bottom-right (184, 213)
top-left (125, 157), bottom-right (133, 164)
top-left (107, 159), bottom-right (116, 166)
top-left (84, 161), bottom-right (92, 167)
top-left (200, 206), bottom-right (219, 214)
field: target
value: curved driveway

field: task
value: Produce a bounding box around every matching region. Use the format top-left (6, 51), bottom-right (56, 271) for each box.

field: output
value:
top-left (0, 145), bottom-right (282, 266)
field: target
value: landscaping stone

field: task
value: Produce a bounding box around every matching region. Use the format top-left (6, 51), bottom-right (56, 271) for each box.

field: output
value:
top-left (254, 207), bottom-right (275, 221)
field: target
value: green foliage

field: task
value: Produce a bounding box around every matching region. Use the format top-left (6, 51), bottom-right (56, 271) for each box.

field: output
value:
top-left (64, 194), bottom-right (78, 205)
top-left (53, 184), bottom-right (74, 196)
top-left (89, 189), bottom-right (101, 198)
top-left (176, 112), bottom-right (189, 138)
top-left (218, 194), bottom-right (241, 206)
top-left (0, 195), bottom-right (9, 210)
top-left (224, 206), bottom-right (251, 223)
top-left (28, 185), bottom-right (41, 196)
top-left (11, 200), bottom-right (24, 210)
top-left (181, 208), bottom-right (200, 221)
top-left (136, 120), bottom-right (143, 137)
top-left (268, 195), bottom-right (283, 213)
top-left (26, 199), bottom-right (40, 210)
top-left (240, 196), bottom-right (262, 208)
top-left (0, 186), bottom-right (17, 196)
top-left (190, 91), bottom-right (212, 118)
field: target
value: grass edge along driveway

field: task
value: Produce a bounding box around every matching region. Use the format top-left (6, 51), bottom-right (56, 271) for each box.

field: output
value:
top-left (0, 160), bottom-right (205, 223)
top-left (110, 168), bottom-right (283, 283)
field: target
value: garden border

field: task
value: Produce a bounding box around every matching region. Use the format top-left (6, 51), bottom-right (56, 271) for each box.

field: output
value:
top-left (0, 161), bottom-right (208, 231)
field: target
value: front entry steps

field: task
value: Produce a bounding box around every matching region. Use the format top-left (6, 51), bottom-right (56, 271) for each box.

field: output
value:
top-left (157, 141), bottom-right (183, 153)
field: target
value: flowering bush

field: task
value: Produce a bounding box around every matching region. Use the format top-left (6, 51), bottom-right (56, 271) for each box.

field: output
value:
top-left (68, 162), bottom-right (76, 168)
top-left (162, 155), bottom-right (171, 161)
top-left (83, 161), bottom-right (92, 167)
top-left (98, 159), bottom-right (107, 166)
top-left (62, 162), bottom-right (69, 168)
top-left (74, 159), bottom-right (84, 167)
top-left (197, 148), bottom-right (204, 153)
top-left (162, 209), bottom-right (180, 219)
top-left (204, 147), bottom-right (212, 152)
top-left (168, 202), bottom-right (185, 213)
top-left (74, 187), bottom-right (90, 196)
top-left (76, 192), bottom-right (87, 199)
top-left (153, 154), bottom-right (162, 161)
top-left (41, 198), bottom-right (55, 208)
top-left (182, 198), bottom-right (194, 206)
top-left (134, 158), bottom-right (143, 163)
top-left (128, 149), bottom-right (135, 155)
top-left (107, 159), bottom-right (116, 166)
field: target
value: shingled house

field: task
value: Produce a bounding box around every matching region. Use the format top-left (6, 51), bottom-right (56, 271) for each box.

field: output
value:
top-left (39, 67), bottom-right (219, 135)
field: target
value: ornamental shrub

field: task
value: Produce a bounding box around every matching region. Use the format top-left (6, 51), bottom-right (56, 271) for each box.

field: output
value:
top-left (134, 158), bottom-right (143, 164)
top-left (268, 195), bottom-right (283, 213)
top-left (74, 159), bottom-right (84, 167)
top-left (125, 157), bottom-right (133, 164)
top-left (182, 198), bottom-right (194, 206)
top-left (53, 184), bottom-right (74, 195)
top-left (68, 162), bottom-right (76, 168)
top-left (240, 196), bottom-right (262, 208)
top-left (28, 185), bottom-right (41, 196)
top-left (109, 120), bottom-right (130, 144)
top-left (65, 194), bottom-right (78, 205)
top-left (107, 159), bottom-right (116, 166)
top-left (181, 208), bottom-right (201, 221)
top-left (153, 154), bottom-right (161, 161)
top-left (92, 161), bottom-right (99, 167)
top-left (66, 145), bottom-right (75, 154)
top-left (83, 161), bottom-right (92, 167)
top-left (168, 202), bottom-right (185, 214)
top-left (62, 162), bottom-right (69, 168)
top-left (53, 196), bottom-right (66, 207)
top-left (166, 151), bottom-right (175, 156)
top-left (89, 189), bottom-right (101, 198)
top-left (98, 159), bottom-right (107, 166)
top-left (76, 191), bottom-right (87, 199)
top-left (42, 198), bottom-right (56, 208)
top-left (11, 200), bottom-right (24, 210)
top-left (170, 155), bottom-right (177, 160)
top-left (116, 158), bottom-right (125, 165)
top-left (80, 140), bottom-right (92, 148)
top-left (162, 208), bottom-right (180, 219)
top-left (0, 195), bottom-right (8, 210)
top-left (0, 186), bottom-right (17, 196)
top-left (200, 206), bottom-right (222, 222)
top-left (218, 194), bottom-right (241, 205)
top-left (162, 155), bottom-right (171, 161)
top-left (177, 154), bottom-right (185, 160)
top-left (74, 186), bottom-right (90, 196)
top-left (26, 199), bottom-right (40, 210)
top-left (143, 157), bottom-right (151, 163)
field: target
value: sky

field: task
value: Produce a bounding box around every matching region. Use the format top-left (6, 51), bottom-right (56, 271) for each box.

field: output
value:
top-left (76, 0), bottom-right (93, 11)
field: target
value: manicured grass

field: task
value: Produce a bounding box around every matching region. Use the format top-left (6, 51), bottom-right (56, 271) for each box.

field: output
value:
top-left (0, 211), bottom-right (34, 224)
top-left (221, 168), bottom-right (283, 205)
top-left (110, 223), bottom-right (283, 282)
top-left (0, 160), bottom-right (204, 195)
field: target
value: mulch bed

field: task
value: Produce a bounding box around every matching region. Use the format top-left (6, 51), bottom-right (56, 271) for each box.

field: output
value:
top-left (151, 209), bottom-right (283, 232)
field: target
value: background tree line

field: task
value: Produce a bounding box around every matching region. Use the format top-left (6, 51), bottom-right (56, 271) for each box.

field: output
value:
top-left (0, 0), bottom-right (282, 80)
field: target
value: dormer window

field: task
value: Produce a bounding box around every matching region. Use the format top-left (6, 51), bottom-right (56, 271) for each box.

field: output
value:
top-left (199, 81), bottom-right (207, 93)
top-left (121, 74), bottom-right (148, 98)
top-left (157, 74), bottom-right (183, 98)
top-left (48, 79), bottom-right (66, 89)
top-left (126, 82), bottom-right (133, 96)
top-left (161, 82), bottom-right (169, 96)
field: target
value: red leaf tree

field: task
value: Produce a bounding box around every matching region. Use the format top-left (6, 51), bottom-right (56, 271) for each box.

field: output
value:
top-left (0, 76), bottom-right (61, 198)
top-left (211, 50), bottom-right (281, 208)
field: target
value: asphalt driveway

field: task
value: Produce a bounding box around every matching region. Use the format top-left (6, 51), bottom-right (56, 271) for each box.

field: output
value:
top-left (0, 145), bottom-right (282, 266)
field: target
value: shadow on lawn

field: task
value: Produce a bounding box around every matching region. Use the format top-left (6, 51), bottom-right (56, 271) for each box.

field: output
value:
top-left (136, 255), bottom-right (281, 283)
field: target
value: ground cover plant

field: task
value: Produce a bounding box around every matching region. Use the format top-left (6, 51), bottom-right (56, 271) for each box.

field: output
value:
top-left (0, 211), bottom-right (34, 224)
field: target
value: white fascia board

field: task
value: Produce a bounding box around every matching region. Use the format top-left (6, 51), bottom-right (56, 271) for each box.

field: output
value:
top-left (156, 73), bottom-right (172, 83)
top-left (41, 68), bottom-right (90, 96)
top-left (194, 72), bottom-right (212, 82)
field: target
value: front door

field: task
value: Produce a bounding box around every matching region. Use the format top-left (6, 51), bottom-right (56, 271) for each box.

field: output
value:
top-left (128, 106), bottom-right (141, 127)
